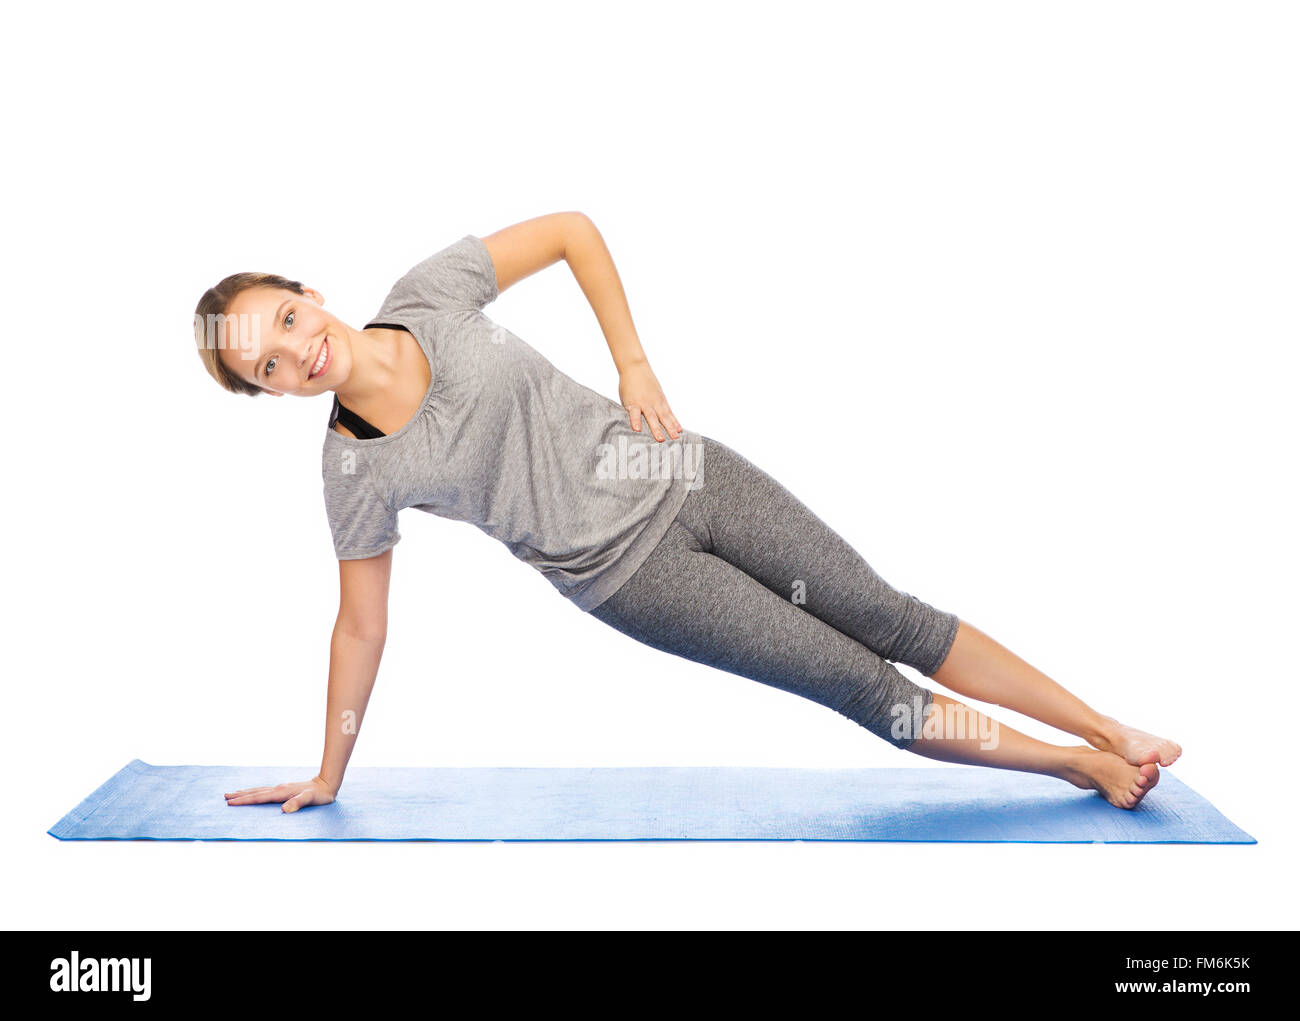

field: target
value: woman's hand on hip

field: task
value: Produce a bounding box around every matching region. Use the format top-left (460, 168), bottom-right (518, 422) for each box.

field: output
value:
top-left (224, 777), bottom-right (337, 814)
top-left (618, 360), bottom-right (681, 442)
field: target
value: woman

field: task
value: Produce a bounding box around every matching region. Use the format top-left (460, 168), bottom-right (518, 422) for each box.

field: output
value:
top-left (194, 212), bottom-right (1179, 816)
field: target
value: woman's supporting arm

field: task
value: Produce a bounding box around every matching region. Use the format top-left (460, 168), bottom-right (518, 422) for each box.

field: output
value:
top-left (479, 212), bottom-right (683, 441)
top-left (224, 549), bottom-right (392, 813)
top-left (317, 549), bottom-right (392, 795)
top-left (316, 622), bottom-right (386, 795)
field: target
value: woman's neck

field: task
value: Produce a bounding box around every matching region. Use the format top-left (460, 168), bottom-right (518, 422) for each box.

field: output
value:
top-left (332, 326), bottom-right (429, 435)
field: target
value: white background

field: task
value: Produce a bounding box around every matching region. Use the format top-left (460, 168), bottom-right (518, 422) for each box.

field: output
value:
top-left (2, 0), bottom-right (1295, 929)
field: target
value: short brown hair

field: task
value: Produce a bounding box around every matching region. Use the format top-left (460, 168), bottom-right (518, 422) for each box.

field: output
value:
top-left (193, 272), bottom-right (307, 397)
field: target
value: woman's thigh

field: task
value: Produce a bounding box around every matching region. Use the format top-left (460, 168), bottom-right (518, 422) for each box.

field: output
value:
top-left (590, 518), bottom-right (934, 749)
top-left (680, 435), bottom-right (959, 678)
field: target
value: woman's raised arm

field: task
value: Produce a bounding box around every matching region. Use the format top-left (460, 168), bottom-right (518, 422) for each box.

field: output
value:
top-left (479, 212), bottom-right (682, 442)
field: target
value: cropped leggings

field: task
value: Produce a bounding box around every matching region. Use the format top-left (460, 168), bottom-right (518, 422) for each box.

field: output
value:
top-left (589, 435), bottom-right (960, 750)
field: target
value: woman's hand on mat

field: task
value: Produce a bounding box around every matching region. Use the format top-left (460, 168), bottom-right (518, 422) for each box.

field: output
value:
top-left (223, 777), bottom-right (337, 813)
top-left (618, 360), bottom-right (681, 442)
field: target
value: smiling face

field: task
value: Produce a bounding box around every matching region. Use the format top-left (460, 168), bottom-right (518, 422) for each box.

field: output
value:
top-left (217, 284), bottom-right (354, 397)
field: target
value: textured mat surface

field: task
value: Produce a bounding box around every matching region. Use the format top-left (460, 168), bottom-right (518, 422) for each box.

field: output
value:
top-left (48, 759), bottom-right (1255, 843)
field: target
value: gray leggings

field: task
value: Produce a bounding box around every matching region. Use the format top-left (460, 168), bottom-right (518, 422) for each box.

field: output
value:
top-left (589, 435), bottom-right (960, 750)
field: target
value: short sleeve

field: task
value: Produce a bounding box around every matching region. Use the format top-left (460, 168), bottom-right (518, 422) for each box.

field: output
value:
top-left (322, 443), bottom-right (401, 559)
top-left (381, 234), bottom-right (500, 317)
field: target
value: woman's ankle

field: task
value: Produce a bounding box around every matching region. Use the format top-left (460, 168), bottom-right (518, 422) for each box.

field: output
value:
top-left (1057, 745), bottom-right (1102, 787)
top-left (1081, 713), bottom-right (1121, 753)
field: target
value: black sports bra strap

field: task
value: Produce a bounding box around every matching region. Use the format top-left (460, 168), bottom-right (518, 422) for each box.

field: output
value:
top-left (331, 395), bottom-right (386, 439)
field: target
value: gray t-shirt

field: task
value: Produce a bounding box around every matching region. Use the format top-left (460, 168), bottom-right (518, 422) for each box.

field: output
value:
top-left (321, 234), bottom-right (704, 612)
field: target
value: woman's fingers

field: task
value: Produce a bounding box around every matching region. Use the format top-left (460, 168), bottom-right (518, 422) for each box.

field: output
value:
top-left (658, 404), bottom-right (682, 439)
top-left (225, 783), bottom-right (290, 805)
top-left (626, 398), bottom-right (683, 442)
top-left (643, 409), bottom-right (666, 442)
top-left (224, 780), bottom-right (328, 810)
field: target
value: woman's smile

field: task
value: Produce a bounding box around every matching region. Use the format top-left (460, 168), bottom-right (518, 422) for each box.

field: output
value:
top-left (308, 337), bottom-right (331, 381)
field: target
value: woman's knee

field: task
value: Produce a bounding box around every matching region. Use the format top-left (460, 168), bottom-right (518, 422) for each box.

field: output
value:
top-left (881, 595), bottom-right (960, 677)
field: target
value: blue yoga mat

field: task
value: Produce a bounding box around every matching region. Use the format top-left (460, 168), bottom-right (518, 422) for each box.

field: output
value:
top-left (48, 758), bottom-right (1254, 843)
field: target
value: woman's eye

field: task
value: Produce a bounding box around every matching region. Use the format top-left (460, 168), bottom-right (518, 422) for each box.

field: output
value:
top-left (262, 310), bottom-right (296, 377)
top-left (264, 308), bottom-right (293, 375)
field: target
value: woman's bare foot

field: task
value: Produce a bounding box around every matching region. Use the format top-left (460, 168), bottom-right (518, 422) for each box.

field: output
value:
top-left (1061, 746), bottom-right (1160, 809)
top-left (1089, 714), bottom-right (1182, 767)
